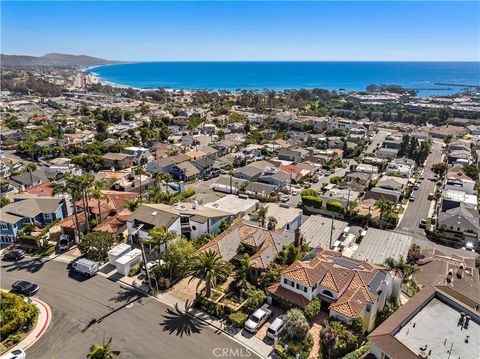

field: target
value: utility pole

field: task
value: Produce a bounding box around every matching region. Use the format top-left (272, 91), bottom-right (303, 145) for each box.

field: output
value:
top-left (329, 214), bottom-right (335, 250)
top-left (140, 239), bottom-right (153, 293)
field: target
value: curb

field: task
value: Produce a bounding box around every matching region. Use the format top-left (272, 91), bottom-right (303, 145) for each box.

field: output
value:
top-left (109, 276), bottom-right (267, 359)
top-left (0, 290), bottom-right (52, 354)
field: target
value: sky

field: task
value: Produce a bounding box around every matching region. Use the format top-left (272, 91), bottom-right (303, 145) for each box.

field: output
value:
top-left (1, 1), bottom-right (479, 61)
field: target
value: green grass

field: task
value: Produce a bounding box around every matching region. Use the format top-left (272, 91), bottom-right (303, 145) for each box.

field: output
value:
top-left (32, 244), bottom-right (56, 257)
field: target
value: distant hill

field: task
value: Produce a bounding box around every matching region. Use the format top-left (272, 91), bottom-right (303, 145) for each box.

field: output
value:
top-left (1, 52), bottom-right (121, 67)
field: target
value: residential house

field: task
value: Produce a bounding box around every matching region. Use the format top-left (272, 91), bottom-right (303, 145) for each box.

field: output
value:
top-left (259, 169), bottom-right (291, 188)
top-left (122, 147), bottom-right (152, 164)
top-left (375, 148), bottom-right (399, 160)
top-left (205, 195), bottom-right (259, 219)
top-left (261, 203), bottom-right (302, 231)
top-left (321, 188), bottom-right (360, 209)
top-left (146, 157), bottom-right (176, 174)
top-left (102, 153), bottom-right (134, 170)
top-left (386, 162), bottom-right (413, 179)
top-left (448, 149), bottom-right (471, 166)
top-left (428, 125), bottom-right (465, 139)
top-left (278, 148), bottom-right (302, 163)
top-left (171, 161), bottom-right (201, 181)
top-left (0, 197), bottom-right (67, 243)
top-left (444, 166), bottom-right (476, 194)
top-left (245, 182), bottom-right (277, 199)
top-left (268, 247), bottom-right (403, 332)
top-left (345, 171), bottom-right (372, 186)
top-left (437, 204), bottom-right (479, 245)
top-left (300, 215), bottom-right (349, 249)
top-left (234, 165), bottom-right (264, 181)
top-left (197, 221), bottom-right (295, 282)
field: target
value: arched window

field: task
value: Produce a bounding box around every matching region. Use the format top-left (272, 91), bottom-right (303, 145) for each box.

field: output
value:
top-left (322, 290), bottom-right (334, 298)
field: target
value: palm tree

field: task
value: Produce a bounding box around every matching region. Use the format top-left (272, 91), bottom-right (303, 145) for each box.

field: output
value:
top-left (187, 250), bottom-right (230, 298)
top-left (89, 180), bottom-right (107, 221)
top-left (373, 196), bottom-right (395, 227)
top-left (87, 337), bottom-right (120, 359)
top-left (267, 216), bottom-right (277, 230)
top-left (256, 206), bottom-right (268, 228)
top-left (148, 226), bottom-right (177, 267)
top-left (24, 162), bottom-right (37, 188)
top-left (135, 166), bottom-right (147, 195)
top-left (50, 180), bottom-right (82, 242)
top-left (152, 170), bottom-right (162, 187)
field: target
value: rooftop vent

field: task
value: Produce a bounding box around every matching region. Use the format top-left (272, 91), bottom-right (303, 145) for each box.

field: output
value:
top-left (152, 211), bottom-right (157, 216)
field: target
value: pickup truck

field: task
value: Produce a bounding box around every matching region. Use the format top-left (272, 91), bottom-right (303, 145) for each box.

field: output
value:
top-left (244, 304), bottom-right (272, 333)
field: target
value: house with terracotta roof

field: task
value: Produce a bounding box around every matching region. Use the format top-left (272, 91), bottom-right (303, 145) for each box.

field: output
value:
top-left (268, 247), bottom-right (403, 331)
top-left (196, 220), bottom-right (296, 282)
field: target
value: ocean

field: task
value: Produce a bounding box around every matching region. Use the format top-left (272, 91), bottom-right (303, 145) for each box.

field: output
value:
top-left (89, 61), bottom-right (480, 97)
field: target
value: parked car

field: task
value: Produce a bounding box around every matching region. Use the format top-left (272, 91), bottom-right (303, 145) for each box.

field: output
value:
top-left (70, 258), bottom-right (99, 277)
top-left (291, 189), bottom-right (299, 196)
top-left (3, 249), bottom-right (26, 261)
top-left (11, 280), bottom-right (39, 296)
top-left (244, 304), bottom-right (271, 333)
top-left (419, 219), bottom-right (427, 228)
top-left (141, 260), bottom-right (162, 276)
top-left (409, 195), bottom-right (415, 202)
top-left (303, 183), bottom-right (311, 189)
top-left (266, 317), bottom-right (285, 340)
top-left (57, 234), bottom-right (74, 252)
top-left (0, 349), bottom-right (26, 359)
top-left (324, 170), bottom-right (332, 176)
top-left (280, 194), bottom-right (290, 202)
top-left (413, 184), bottom-right (420, 190)
top-left (312, 176), bottom-right (319, 183)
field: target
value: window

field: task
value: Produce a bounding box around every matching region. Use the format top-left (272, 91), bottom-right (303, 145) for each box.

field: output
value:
top-left (191, 225), bottom-right (197, 231)
top-left (1, 224), bottom-right (8, 230)
top-left (44, 213), bottom-right (52, 219)
top-left (322, 290), bottom-right (334, 298)
top-left (284, 278), bottom-right (295, 288)
top-left (366, 304), bottom-right (371, 312)
top-left (296, 283), bottom-right (308, 293)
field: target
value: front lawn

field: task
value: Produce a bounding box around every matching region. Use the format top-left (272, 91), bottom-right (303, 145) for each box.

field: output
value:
top-left (32, 244), bottom-right (56, 257)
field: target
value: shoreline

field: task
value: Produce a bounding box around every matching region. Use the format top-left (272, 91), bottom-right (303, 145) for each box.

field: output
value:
top-left (81, 63), bottom-right (475, 96)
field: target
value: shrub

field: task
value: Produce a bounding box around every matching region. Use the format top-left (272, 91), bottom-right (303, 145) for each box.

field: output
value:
top-left (326, 200), bottom-right (344, 213)
top-left (243, 289), bottom-right (267, 314)
top-left (228, 311), bottom-right (248, 327)
top-left (300, 189), bottom-right (319, 198)
top-left (78, 231), bottom-right (114, 262)
top-left (330, 176), bottom-right (342, 184)
top-left (301, 195), bottom-right (323, 209)
top-left (348, 317), bottom-right (365, 336)
top-left (282, 308), bottom-right (309, 341)
top-left (344, 342), bottom-right (371, 359)
top-left (304, 298), bottom-right (321, 321)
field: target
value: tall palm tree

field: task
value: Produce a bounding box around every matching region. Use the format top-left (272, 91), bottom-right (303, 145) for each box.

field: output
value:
top-left (148, 226), bottom-right (177, 266)
top-left (87, 337), bottom-right (120, 359)
top-left (50, 180), bottom-right (82, 241)
top-left (135, 166), bottom-right (147, 195)
top-left (152, 170), bottom-right (162, 187)
top-left (89, 180), bottom-right (107, 221)
top-left (256, 206), bottom-right (268, 228)
top-left (187, 250), bottom-right (230, 298)
top-left (373, 196), bottom-right (395, 226)
top-left (24, 162), bottom-right (37, 188)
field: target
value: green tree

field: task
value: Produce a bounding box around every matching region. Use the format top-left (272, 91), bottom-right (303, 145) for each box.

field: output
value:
top-left (374, 196), bottom-right (395, 226)
top-left (254, 206), bottom-right (268, 227)
top-left (87, 337), bottom-right (120, 359)
top-left (243, 289), bottom-right (267, 314)
top-left (163, 238), bottom-right (195, 280)
top-left (78, 231), bottom-right (115, 262)
top-left (187, 250), bottom-right (230, 298)
top-left (89, 180), bottom-right (107, 220)
top-left (304, 297), bottom-right (321, 321)
top-left (148, 226), bottom-right (178, 268)
top-left (0, 196), bottom-right (11, 208)
top-left (282, 308), bottom-right (309, 341)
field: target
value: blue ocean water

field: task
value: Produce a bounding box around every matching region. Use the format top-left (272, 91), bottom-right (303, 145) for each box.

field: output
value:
top-left (90, 62), bottom-right (480, 97)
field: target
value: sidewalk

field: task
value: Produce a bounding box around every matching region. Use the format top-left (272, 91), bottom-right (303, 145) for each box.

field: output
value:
top-left (0, 294), bottom-right (52, 354)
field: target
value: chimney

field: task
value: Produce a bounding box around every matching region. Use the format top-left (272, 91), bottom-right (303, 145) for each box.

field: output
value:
top-left (294, 228), bottom-right (302, 248)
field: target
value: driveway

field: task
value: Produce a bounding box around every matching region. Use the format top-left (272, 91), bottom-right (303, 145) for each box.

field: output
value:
top-left (0, 257), bottom-right (261, 359)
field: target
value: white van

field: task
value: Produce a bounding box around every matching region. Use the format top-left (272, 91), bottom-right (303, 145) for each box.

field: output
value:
top-left (71, 259), bottom-right (99, 277)
top-left (266, 317), bottom-right (285, 340)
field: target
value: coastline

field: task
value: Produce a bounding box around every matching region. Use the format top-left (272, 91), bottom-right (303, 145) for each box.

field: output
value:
top-left (81, 61), bottom-right (480, 96)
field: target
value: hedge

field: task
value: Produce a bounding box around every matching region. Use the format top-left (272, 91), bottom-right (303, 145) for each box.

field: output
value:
top-left (326, 200), bottom-right (344, 213)
top-left (302, 195), bottom-right (323, 209)
top-left (343, 342), bottom-right (372, 359)
top-left (304, 297), bottom-right (321, 321)
top-left (228, 311), bottom-right (248, 328)
top-left (169, 188), bottom-right (196, 204)
top-left (301, 189), bottom-right (319, 198)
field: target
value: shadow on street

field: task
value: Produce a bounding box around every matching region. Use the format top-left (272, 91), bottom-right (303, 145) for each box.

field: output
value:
top-left (159, 301), bottom-right (205, 337)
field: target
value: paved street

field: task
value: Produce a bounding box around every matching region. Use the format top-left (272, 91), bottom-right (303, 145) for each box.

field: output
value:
top-left (366, 130), bottom-right (389, 153)
top-left (395, 141), bottom-right (476, 259)
top-left (1, 258), bottom-right (260, 359)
